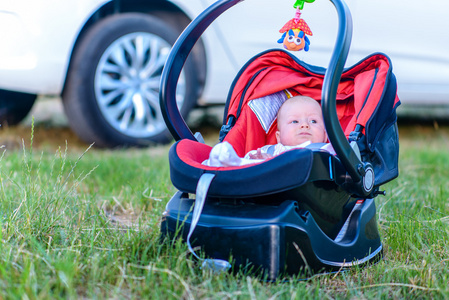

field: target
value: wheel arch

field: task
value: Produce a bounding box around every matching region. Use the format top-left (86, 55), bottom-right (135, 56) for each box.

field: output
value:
top-left (61, 0), bottom-right (207, 100)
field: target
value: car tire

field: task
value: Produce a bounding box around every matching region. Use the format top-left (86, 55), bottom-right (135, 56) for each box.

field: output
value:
top-left (0, 90), bottom-right (37, 126)
top-left (62, 13), bottom-right (199, 147)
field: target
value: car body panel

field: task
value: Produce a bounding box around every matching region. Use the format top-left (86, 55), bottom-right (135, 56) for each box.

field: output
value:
top-left (191, 0), bottom-right (449, 105)
top-left (346, 0), bottom-right (449, 105)
top-left (0, 0), bottom-right (110, 94)
top-left (0, 0), bottom-right (448, 107)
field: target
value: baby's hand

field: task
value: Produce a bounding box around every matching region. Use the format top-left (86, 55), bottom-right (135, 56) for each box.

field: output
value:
top-left (248, 148), bottom-right (273, 160)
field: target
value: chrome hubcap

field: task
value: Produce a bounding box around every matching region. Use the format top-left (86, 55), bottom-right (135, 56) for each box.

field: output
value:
top-left (95, 32), bottom-right (185, 138)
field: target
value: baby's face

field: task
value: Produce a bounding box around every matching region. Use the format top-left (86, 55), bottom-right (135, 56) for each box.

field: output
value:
top-left (276, 100), bottom-right (326, 146)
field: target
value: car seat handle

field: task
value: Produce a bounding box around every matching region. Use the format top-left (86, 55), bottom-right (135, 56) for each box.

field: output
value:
top-left (322, 0), bottom-right (372, 195)
top-left (161, 0), bottom-right (373, 196)
top-left (160, 0), bottom-right (244, 142)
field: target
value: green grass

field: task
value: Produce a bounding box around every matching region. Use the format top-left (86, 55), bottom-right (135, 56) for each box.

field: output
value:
top-left (0, 123), bottom-right (448, 299)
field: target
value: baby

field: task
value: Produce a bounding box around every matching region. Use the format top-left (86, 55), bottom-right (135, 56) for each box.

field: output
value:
top-left (203, 95), bottom-right (333, 167)
top-left (246, 95), bottom-right (327, 159)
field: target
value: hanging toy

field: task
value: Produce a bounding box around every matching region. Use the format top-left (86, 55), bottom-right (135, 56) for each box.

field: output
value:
top-left (278, 0), bottom-right (314, 52)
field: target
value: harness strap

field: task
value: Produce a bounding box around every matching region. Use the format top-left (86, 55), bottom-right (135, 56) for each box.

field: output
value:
top-left (187, 173), bottom-right (231, 273)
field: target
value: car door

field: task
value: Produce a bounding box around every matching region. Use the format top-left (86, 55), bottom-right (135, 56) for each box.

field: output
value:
top-left (347, 0), bottom-right (449, 105)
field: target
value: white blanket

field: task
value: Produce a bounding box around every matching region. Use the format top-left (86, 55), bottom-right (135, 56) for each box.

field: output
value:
top-left (202, 141), bottom-right (335, 167)
top-left (202, 142), bottom-right (265, 167)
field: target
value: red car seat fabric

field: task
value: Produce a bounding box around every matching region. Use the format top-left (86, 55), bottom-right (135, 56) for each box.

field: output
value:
top-left (222, 50), bottom-right (400, 155)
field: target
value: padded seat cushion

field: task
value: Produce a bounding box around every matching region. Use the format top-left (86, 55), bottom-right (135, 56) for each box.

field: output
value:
top-left (169, 139), bottom-right (314, 197)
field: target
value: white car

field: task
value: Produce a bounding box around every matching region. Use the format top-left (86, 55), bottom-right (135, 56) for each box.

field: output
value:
top-left (1, 0), bottom-right (448, 147)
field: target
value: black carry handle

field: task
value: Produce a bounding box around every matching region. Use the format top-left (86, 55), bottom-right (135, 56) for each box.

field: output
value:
top-left (322, 0), bottom-right (374, 195)
top-left (159, 0), bottom-right (373, 196)
top-left (322, 0), bottom-right (362, 186)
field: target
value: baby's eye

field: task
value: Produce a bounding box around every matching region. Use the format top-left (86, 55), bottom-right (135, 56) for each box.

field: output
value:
top-left (310, 119), bottom-right (317, 124)
top-left (291, 120), bottom-right (299, 124)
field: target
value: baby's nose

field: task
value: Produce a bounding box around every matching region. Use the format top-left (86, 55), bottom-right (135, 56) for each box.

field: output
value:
top-left (300, 120), bottom-right (309, 128)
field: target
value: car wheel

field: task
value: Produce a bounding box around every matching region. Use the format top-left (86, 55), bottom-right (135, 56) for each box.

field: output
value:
top-left (63, 13), bottom-right (199, 147)
top-left (0, 90), bottom-right (37, 126)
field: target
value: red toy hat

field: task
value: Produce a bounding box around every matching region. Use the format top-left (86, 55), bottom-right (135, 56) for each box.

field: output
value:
top-left (279, 15), bottom-right (313, 36)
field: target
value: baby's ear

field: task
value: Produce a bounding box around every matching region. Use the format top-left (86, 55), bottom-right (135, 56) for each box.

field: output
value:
top-left (275, 130), bottom-right (281, 144)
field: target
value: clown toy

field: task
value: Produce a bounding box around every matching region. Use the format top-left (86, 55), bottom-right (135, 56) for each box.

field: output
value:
top-left (278, 0), bottom-right (314, 52)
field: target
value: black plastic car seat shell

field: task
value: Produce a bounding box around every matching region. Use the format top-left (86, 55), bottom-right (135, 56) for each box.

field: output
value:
top-left (159, 0), bottom-right (399, 279)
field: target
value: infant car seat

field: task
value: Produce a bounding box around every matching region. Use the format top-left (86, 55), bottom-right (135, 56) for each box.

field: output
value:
top-left (159, 0), bottom-right (400, 280)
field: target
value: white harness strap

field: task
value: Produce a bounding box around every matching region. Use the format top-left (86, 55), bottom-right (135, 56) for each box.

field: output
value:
top-left (187, 173), bottom-right (231, 273)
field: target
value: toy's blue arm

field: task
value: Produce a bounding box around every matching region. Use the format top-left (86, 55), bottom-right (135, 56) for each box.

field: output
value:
top-left (277, 32), bottom-right (286, 44)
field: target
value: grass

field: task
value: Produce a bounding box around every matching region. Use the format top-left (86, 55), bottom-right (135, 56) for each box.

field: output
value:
top-left (0, 121), bottom-right (448, 299)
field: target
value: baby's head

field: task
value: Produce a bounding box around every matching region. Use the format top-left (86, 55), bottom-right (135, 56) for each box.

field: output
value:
top-left (276, 96), bottom-right (327, 146)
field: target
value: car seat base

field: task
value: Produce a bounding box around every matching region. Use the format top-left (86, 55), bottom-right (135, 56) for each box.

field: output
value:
top-left (161, 191), bottom-right (383, 280)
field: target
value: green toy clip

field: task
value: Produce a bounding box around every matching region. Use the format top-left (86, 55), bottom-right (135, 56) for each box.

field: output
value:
top-left (293, 0), bottom-right (315, 10)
